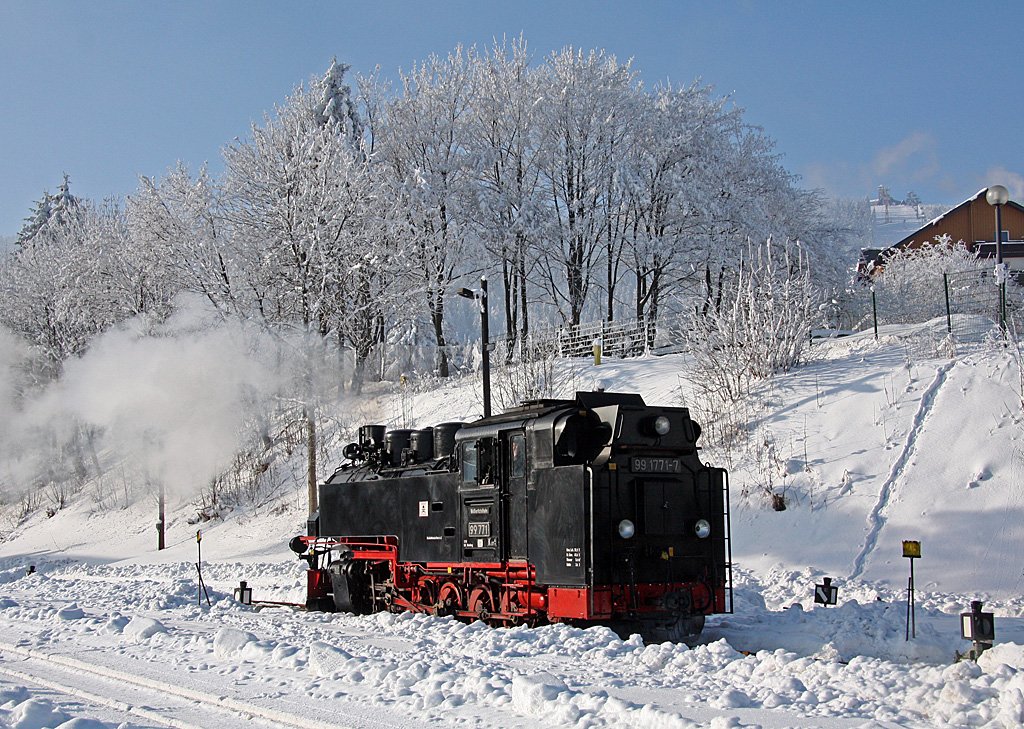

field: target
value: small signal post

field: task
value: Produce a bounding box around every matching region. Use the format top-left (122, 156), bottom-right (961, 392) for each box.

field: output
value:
top-left (903, 540), bottom-right (921, 640)
top-left (959, 600), bottom-right (995, 660)
top-left (813, 577), bottom-right (838, 607)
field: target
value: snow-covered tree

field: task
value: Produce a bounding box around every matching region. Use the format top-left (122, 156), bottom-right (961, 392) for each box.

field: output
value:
top-left (621, 83), bottom-right (742, 331)
top-left (0, 200), bottom-right (161, 371)
top-left (534, 48), bottom-right (639, 327)
top-left (128, 163), bottom-right (236, 317)
top-left (465, 37), bottom-right (545, 358)
top-left (378, 47), bottom-right (478, 377)
top-left (221, 75), bottom-right (372, 337)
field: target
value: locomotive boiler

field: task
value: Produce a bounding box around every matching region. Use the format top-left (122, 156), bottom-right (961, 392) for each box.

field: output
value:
top-left (289, 390), bottom-right (732, 642)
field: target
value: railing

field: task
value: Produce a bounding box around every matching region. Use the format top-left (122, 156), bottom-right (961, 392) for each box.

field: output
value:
top-left (442, 267), bottom-right (1022, 377)
top-left (497, 317), bottom-right (655, 360)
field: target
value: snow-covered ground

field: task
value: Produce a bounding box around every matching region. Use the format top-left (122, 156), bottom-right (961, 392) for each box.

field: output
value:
top-left (2, 323), bottom-right (1024, 728)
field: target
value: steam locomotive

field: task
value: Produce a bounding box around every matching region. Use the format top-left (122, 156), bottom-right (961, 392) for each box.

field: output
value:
top-left (290, 390), bottom-right (732, 642)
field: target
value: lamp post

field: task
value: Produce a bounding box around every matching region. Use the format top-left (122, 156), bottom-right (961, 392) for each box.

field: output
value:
top-left (457, 276), bottom-right (491, 418)
top-left (985, 184), bottom-right (1009, 333)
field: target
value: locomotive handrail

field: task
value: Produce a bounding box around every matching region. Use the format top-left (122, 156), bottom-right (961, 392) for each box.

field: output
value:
top-left (297, 535), bottom-right (399, 553)
top-left (720, 467), bottom-right (734, 614)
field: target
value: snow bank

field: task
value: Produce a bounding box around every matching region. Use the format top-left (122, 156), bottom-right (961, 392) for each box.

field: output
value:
top-left (122, 615), bottom-right (167, 641)
top-left (6, 698), bottom-right (69, 729)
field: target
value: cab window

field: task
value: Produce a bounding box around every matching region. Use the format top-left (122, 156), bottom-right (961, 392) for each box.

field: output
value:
top-left (509, 434), bottom-right (526, 478)
top-left (461, 442), bottom-right (477, 483)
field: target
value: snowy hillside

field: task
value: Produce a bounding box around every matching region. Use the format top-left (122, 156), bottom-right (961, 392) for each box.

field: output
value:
top-left (1, 322), bottom-right (1024, 728)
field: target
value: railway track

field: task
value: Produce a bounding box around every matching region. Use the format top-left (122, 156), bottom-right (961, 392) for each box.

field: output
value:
top-left (0, 639), bottom-right (378, 729)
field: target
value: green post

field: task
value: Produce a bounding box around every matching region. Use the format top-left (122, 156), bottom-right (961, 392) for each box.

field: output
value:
top-left (944, 273), bottom-right (952, 334)
top-left (871, 288), bottom-right (878, 340)
top-left (1001, 281), bottom-right (1007, 337)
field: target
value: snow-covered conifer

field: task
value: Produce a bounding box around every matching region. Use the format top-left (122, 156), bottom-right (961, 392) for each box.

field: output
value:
top-left (313, 57), bottom-right (364, 145)
top-left (15, 174), bottom-right (83, 249)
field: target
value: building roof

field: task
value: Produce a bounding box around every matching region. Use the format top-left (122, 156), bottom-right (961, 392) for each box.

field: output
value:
top-left (859, 188), bottom-right (1024, 277)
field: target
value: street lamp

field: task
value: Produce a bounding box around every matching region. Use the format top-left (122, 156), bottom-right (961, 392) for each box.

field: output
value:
top-left (457, 276), bottom-right (491, 418)
top-left (985, 184), bottom-right (1010, 333)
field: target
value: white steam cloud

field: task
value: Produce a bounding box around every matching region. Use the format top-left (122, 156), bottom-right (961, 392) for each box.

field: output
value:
top-left (0, 294), bottom-right (345, 505)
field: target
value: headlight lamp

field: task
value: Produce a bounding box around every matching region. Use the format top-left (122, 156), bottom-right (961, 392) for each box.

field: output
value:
top-left (694, 519), bottom-right (711, 539)
top-left (618, 519), bottom-right (635, 539)
top-left (654, 416), bottom-right (671, 436)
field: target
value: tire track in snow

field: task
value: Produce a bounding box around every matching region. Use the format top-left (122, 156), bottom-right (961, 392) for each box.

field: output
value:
top-left (849, 361), bottom-right (954, 580)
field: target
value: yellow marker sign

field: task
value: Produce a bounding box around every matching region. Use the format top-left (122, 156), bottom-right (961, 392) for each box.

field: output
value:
top-left (196, 530), bottom-right (202, 543)
top-left (902, 540), bottom-right (921, 558)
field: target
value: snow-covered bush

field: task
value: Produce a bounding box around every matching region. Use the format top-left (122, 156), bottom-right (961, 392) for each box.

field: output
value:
top-left (681, 238), bottom-right (818, 407)
top-left (868, 235), bottom-right (982, 325)
top-left (490, 337), bottom-right (559, 412)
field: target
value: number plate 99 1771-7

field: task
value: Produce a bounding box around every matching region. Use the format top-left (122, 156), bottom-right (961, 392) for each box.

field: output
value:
top-left (630, 457), bottom-right (682, 474)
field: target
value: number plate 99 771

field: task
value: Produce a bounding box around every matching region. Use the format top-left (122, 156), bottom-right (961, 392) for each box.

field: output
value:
top-left (631, 457), bottom-right (682, 474)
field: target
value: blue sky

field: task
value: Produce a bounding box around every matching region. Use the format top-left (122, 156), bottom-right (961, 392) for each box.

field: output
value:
top-left (2, 0), bottom-right (1022, 237)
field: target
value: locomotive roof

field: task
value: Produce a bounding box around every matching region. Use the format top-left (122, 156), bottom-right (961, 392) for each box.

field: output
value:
top-left (490, 390), bottom-right (645, 421)
top-left (455, 391), bottom-right (648, 439)
top-left (573, 391), bottom-right (646, 409)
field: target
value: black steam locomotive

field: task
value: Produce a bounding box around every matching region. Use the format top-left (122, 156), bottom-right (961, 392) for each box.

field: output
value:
top-left (290, 390), bottom-right (732, 642)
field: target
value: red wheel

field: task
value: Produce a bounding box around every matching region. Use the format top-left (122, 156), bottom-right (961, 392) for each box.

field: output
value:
top-left (468, 585), bottom-right (494, 621)
top-left (436, 582), bottom-right (463, 616)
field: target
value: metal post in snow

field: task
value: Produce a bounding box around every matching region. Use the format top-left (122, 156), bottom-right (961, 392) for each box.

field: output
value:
top-left (986, 185), bottom-right (1009, 337)
top-left (480, 276), bottom-right (491, 418)
top-left (906, 557), bottom-right (916, 640)
top-left (456, 278), bottom-right (491, 418)
top-left (196, 529), bottom-right (211, 607)
top-left (944, 273), bottom-right (952, 335)
top-left (871, 287), bottom-right (879, 340)
top-left (157, 482), bottom-right (165, 551)
top-left (902, 540), bottom-right (920, 640)
top-left (197, 530), bottom-right (202, 606)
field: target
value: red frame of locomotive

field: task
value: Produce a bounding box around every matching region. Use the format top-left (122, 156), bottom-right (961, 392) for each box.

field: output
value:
top-left (297, 534), bottom-right (727, 625)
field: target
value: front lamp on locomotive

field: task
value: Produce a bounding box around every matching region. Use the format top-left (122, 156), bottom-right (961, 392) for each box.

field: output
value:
top-left (290, 391), bottom-right (731, 643)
